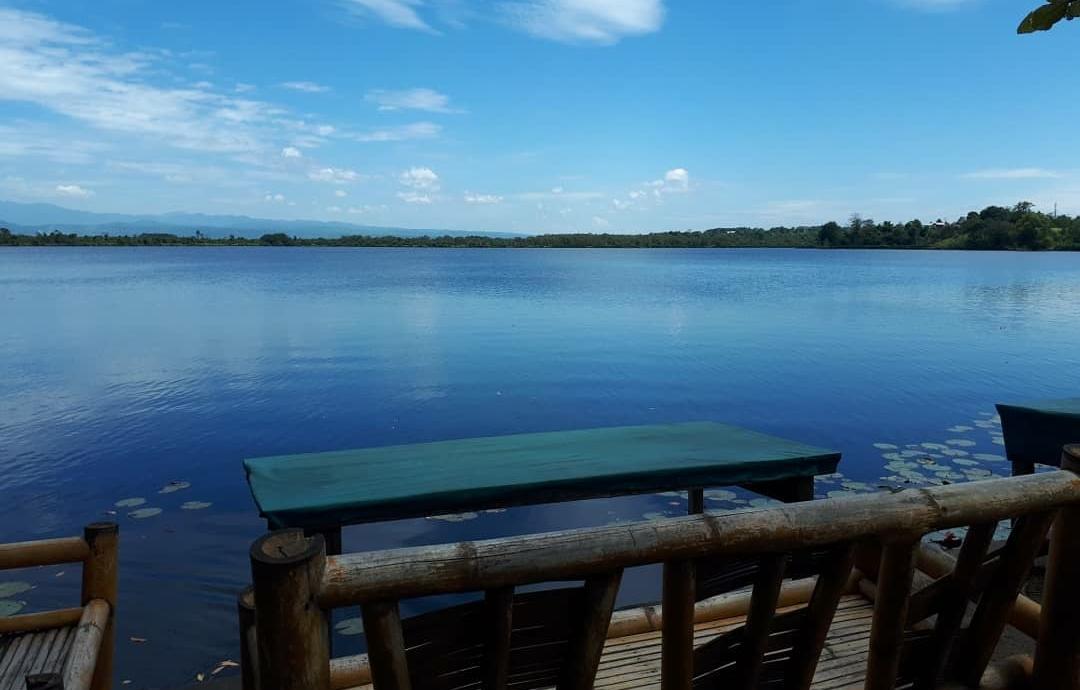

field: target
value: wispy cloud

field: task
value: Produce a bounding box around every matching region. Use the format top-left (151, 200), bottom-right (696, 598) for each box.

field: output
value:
top-left (365, 88), bottom-right (461, 113)
top-left (350, 122), bottom-right (441, 142)
top-left (55, 184), bottom-right (93, 198)
top-left (0, 8), bottom-right (283, 154)
top-left (308, 167), bottom-right (362, 183)
top-left (963, 168), bottom-right (1061, 180)
top-left (399, 166), bottom-right (440, 190)
top-left (464, 192), bottom-right (503, 204)
top-left (341, 0), bottom-right (435, 31)
top-left (500, 0), bottom-right (665, 44)
top-left (279, 81), bottom-right (331, 93)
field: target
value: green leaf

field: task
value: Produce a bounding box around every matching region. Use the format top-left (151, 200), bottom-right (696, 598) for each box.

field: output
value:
top-left (1019, 2), bottom-right (1068, 32)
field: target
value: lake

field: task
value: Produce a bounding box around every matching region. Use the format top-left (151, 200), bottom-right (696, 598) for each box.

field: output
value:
top-left (2, 247), bottom-right (1079, 687)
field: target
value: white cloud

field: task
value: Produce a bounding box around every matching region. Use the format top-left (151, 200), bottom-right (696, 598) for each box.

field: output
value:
top-left (518, 189), bottom-right (603, 201)
top-left (280, 81), bottom-right (330, 93)
top-left (501, 0), bottom-right (665, 44)
top-left (398, 191), bottom-right (433, 204)
top-left (342, 0), bottom-right (434, 31)
top-left (400, 167), bottom-right (440, 190)
top-left (592, 215), bottom-right (610, 227)
top-left (235, 83), bottom-right (256, 93)
top-left (365, 88), bottom-right (460, 113)
top-left (664, 167), bottom-right (689, 189)
top-left (351, 122), bottom-right (441, 142)
top-left (281, 146), bottom-right (303, 158)
top-left (264, 193), bottom-right (286, 203)
top-left (0, 8), bottom-right (285, 154)
top-left (309, 167), bottom-right (361, 183)
top-left (335, 190), bottom-right (348, 198)
top-left (963, 168), bottom-right (1061, 180)
top-left (55, 184), bottom-right (92, 198)
top-left (464, 192), bottom-right (503, 204)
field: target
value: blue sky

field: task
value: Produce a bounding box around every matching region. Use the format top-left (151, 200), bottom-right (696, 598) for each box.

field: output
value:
top-left (1, 0), bottom-right (1077, 234)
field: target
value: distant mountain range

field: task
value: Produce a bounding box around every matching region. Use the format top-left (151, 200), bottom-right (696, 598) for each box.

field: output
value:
top-left (0, 200), bottom-right (520, 239)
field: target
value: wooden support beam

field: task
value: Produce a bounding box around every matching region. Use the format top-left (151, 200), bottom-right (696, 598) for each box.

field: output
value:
top-left (0, 537), bottom-right (89, 570)
top-left (483, 587), bottom-right (513, 690)
top-left (80, 524), bottom-right (117, 690)
top-left (786, 543), bottom-right (857, 690)
top-left (251, 529), bottom-right (329, 690)
top-left (865, 538), bottom-right (918, 690)
top-left (361, 601), bottom-right (411, 690)
top-left (559, 570), bottom-right (623, 690)
top-left (916, 521), bottom-right (996, 690)
top-left (319, 471), bottom-right (1080, 608)
top-left (62, 599), bottom-right (109, 690)
top-left (661, 560), bottom-right (695, 690)
top-left (688, 489), bottom-right (704, 515)
top-left (961, 511), bottom-right (1054, 686)
top-left (1033, 445), bottom-right (1080, 690)
top-left (735, 553), bottom-right (787, 690)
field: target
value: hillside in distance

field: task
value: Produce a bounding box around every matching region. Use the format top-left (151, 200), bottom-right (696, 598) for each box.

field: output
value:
top-left (0, 200), bottom-right (520, 239)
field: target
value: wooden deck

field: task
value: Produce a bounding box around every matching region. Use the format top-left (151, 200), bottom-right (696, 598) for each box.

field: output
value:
top-left (592, 595), bottom-right (872, 690)
top-left (0, 627), bottom-right (77, 690)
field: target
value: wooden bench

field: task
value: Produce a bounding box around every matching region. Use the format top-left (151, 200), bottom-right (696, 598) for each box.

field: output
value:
top-left (0, 524), bottom-right (118, 690)
top-left (244, 448), bottom-right (1080, 690)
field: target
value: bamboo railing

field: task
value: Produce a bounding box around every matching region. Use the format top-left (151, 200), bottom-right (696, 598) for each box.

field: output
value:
top-left (248, 447), bottom-right (1080, 690)
top-left (0, 523), bottom-right (118, 690)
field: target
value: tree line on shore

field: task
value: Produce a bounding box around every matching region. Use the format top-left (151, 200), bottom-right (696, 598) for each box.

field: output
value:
top-left (2, 203), bottom-right (1078, 250)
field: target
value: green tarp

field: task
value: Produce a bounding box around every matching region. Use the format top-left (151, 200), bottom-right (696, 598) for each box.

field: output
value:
top-left (996, 399), bottom-right (1080, 469)
top-left (244, 421), bottom-right (841, 529)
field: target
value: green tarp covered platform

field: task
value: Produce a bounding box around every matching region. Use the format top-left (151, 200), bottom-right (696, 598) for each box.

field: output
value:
top-left (244, 421), bottom-right (841, 530)
top-left (997, 398), bottom-right (1080, 473)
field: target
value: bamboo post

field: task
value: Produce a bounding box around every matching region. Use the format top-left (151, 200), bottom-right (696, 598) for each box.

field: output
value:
top-left (736, 553), bottom-right (787, 690)
top-left (250, 529), bottom-right (329, 690)
top-left (786, 543), bottom-right (856, 690)
top-left (80, 523), bottom-right (117, 690)
top-left (360, 601), bottom-right (411, 690)
top-left (559, 571), bottom-right (623, 690)
top-left (961, 511), bottom-right (1054, 686)
top-left (917, 522), bottom-right (995, 689)
top-left (1032, 445), bottom-right (1080, 690)
top-left (483, 587), bottom-right (513, 690)
top-left (238, 587), bottom-right (259, 690)
top-left (865, 538), bottom-right (917, 690)
top-left (661, 560), bottom-right (695, 690)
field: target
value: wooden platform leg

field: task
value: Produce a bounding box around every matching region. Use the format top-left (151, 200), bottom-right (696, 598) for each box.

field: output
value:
top-left (866, 538), bottom-right (918, 690)
top-left (1032, 445), bottom-right (1080, 690)
top-left (743, 476), bottom-right (814, 504)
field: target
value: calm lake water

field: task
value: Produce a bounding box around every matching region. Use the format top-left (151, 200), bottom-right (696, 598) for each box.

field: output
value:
top-left (2, 247), bottom-right (1079, 686)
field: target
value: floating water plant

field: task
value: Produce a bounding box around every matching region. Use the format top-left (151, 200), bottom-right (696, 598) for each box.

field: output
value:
top-left (0, 581), bottom-right (32, 598)
top-left (129, 507), bottom-right (163, 519)
top-left (115, 498), bottom-right (146, 508)
top-left (180, 501), bottom-right (212, 510)
top-left (335, 618), bottom-right (363, 636)
top-left (159, 481), bottom-right (191, 494)
top-left (427, 512), bottom-right (478, 522)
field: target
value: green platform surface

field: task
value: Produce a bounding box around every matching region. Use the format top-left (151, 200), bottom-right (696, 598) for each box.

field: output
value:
top-left (244, 421), bottom-right (841, 529)
top-left (996, 399), bottom-right (1080, 468)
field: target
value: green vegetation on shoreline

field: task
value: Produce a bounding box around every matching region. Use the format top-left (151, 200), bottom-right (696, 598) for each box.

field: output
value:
top-left (3, 203), bottom-right (1079, 250)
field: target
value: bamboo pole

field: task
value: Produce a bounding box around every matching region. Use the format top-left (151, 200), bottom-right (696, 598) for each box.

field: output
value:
top-left (786, 543), bottom-right (856, 690)
top-left (237, 587), bottom-right (259, 690)
top-left (251, 529), bottom-right (329, 690)
top-left (483, 587), bottom-right (513, 690)
top-left (0, 608), bottom-right (84, 635)
top-left (1032, 446), bottom-right (1080, 690)
top-left (360, 601), bottom-right (411, 690)
top-left (80, 523), bottom-right (117, 690)
top-left (661, 560), bottom-right (695, 690)
top-left (319, 472), bottom-right (1080, 608)
top-left (559, 571), bottom-right (623, 690)
top-left (62, 599), bottom-right (109, 690)
top-left (736, 553), bottom-right (787, 690)
top-left (865, 538), bottom-right (918, 690)
top-left (0, 537), bottom-right (89, 570)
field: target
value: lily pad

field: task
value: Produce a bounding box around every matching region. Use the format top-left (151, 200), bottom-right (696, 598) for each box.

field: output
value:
top-left (873, 443), bottom-right (899, 450)
top-left (991, 437), bottom-right (1005, 446)
top-left (0, 581), bottom-right (32, 598)
top-left (158, 481), bottom-right (191, 494)
top-left (748, 498), bottom-right (781, 508)
top-left (128, 508), bottom-right (163, 519)
top-left (704, 489), bottom-right (737, 501)
top-left (427, 513), bottom-right (478, 522)
top-left (0, 600), bottom-right (25, 616)
top-left (963, 468), bottom-right (993, 478)
top-left (952, 458), bottom-right (979, 467)
top-left (946, 426), bottom-right (974, 433)
top-left (335, 618), bottom-right (363, 636)
top-left (115, 498), bottom-right (146, 508)
top-left (974, 453), bottom-right (1007, 462)
top-left (921, 443), bottom-right (949, 451)
top-left (180, 501), bottom-right (212, 510)
top-left (946, 439), bottom-right (976, 447)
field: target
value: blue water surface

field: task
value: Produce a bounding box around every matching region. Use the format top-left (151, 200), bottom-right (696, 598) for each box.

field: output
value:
top-left (1, 247), bottom-right (1078, 686)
